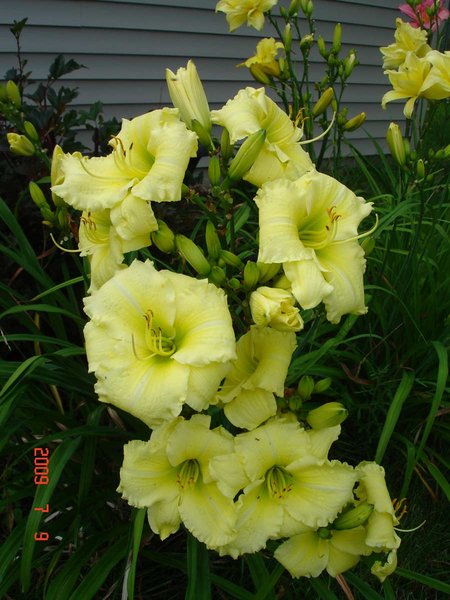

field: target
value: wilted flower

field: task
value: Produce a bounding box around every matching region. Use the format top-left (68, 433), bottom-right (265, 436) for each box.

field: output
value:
top-left (399, 0), bottom-right (449, 31)
top-left (118, 415), bottom-right (237, 547)
top-left (211, 87), bottom-right (313, 186)
top-left (217, 326), bottom-right (296, 429)
top-left (216, 0), bottom-right (278, 32)
top-left (84, 259), bottom-right (236, 426)
top-left (380, 18), bottom-right (431, 70)
top-left (239, 37), bottom-right (285, 77)
top-left (256, 171), bottom-right (373, 323)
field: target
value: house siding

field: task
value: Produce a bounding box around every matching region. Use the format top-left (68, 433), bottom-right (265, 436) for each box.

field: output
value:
top-left (0, 0), bottom-right (401, 154)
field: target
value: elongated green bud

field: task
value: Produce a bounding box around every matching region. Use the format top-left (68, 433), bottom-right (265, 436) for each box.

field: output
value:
top-left (313, 377), bottom-right (332, 394)
top-left (208, 155), bottom-right (221, 186)
top-left (317, 36), bottom-right (328, 58)
top-left (208, 265), bottom-right (226, 286)
top-left (220, 128), bottom-right (233, 161)
top-left (332, 23), bottom-right (342, 54)
top-left (205, 220), bottom-right (221, 259)
top-left (300, 33), bottom-right (314, 52)
top-left (219, 249), bottom-right (244, 270)
top-left (344, 50), bottom-right (357, 78)
top-left (191, 118), bottom-right (213, 149)
top-left (249, 64), bottom-right (272, 85)
top-left (283, 24), bottom-right (292, 53)
top-left (343, 112), bottom-right (366, 132)
top-left (304, 0), bottom-right (314, 17)
top-left (228, 129), bottom-right (266, 180)
top-left (7, 132), bottom-right (35, 156)
top-left (386, 122), bottom-right (406, 166)
top-left (306, 402), bottom-right (348, 429)
top-left (243, 261), bottom-right (260, 290)
top-left (416, 158), bottom-right (425, 180)
top-left (298, 375), bottom-right (315, 401)
top-left (175, 234), bottom-right (211, 276)
top-left (312, 88), bottom-right (334, 117)
top-left (6, 80), bottom-right (21, 107)
top-left (257, 262), bottom-right (280, 283)
top-left (29, 182), bottom-right (54, 222)
top-left (288, 0), bottom-right (301, 16)
top-left (23, 121), bottom-right (39, 143)
top-left (333, 502), bottom-right (374, 530)
top-left (152, 220), bottom-right (175, 253)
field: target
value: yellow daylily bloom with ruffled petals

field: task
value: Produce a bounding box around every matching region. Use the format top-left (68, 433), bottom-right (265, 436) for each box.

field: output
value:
top-left (216, 0), bottom-right (278, 32)
top-left (419, 50), bottom-right (450, 99)
top-left (84, 260), bottom-right (236, 426)
top-left (239, 37), bottom-right (285, 77)
top-left (211, 87), bottom-right (313, 187)
top-left (275, 524), bottom-right (371, 578)
top-left (256, 171), bottom-right (373, 323)
top-left (209, 418), bottom-right (356, 557)
top-left (355, 462), bottom-right (401, 552)
top-left (217, 326), bottom-right (296, 430)
top-left (118, 415), bottom-right (237, 547)
top-left (382, 52), bottom-right (432, 118)
top-left (380, 19), bottom-right (431, 70)
top-left (52, 108), bottom-right (198, 211)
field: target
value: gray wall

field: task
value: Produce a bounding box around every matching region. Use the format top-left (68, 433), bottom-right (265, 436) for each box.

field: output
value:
top-left (0, 0), bottom-right (403, 154)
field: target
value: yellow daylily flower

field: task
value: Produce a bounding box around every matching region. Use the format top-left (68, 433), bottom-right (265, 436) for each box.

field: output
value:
top-left (239, 37), bottom-right (285, 77)
top-left (355, 461), bottom-right (401, 552)
top-left (118, 415), bottom-right (237, 547)
top-left (419, 50), bottom-right (450, 99)
top-left (256, 171), bottom-right (373, 323)
top-left (250, 286), bottom-right (303, 332)
top-left (275, 524), bottom-right (370, 578)
top-left (380, 19), bottom-right (431, 70)
top-left (371, 549), bottom-right (398, 582)
top-left (52, 108), bottom-right (198, 211)
top-left (217, 326), bottom-right (297, 430)
top-left (216, 0), bottom-right (278, 32)
top-left (165, 60), bottom-right (212, 144)
top-left (209, 418), bottom-right (356, 557)
top-left (84, 260), bottom-right (236, 426)
top-left (211, 87), bottom-right (313, 187)
top-left (382, 52), bottom-right (432, 118)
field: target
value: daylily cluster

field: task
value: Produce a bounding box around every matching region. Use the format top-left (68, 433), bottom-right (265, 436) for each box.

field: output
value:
top-left (380, 12), bottom-right (450, 118)
top-left (50, 57), bottom-right (398, 582)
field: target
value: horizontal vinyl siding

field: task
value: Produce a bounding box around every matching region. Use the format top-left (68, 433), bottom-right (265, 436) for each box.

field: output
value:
top-left (0, 0), bottom-right (401, 154)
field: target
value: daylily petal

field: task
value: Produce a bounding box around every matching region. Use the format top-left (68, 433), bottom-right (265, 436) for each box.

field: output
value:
top-left (331, 527), bottom-right (372, 556)
top-left (326, 544), bottom-right (361, 576)
top-left (109, 194), bottom-right (157, 243)
top-left (284, 259), bottom-right (334, 310)
top-left (224, 387), bottom-right (277, 430)
top-left (186, 361), bottom-right (231, 412)
top-left (275, 531), bottom-right (329, 578)
top-left (147, 499), bottom-right (181, 540)
top-left (306, 426), bottom-right (341, 460)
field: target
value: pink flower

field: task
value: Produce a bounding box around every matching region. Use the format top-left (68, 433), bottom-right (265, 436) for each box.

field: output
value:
top-left (399, 0), bottom-right (450, 31)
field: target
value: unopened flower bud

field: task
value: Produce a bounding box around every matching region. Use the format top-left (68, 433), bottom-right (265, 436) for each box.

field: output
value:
top-left (386, 122), bottom-right (406, 166)
top-left (257, 261), bottom-right (280, 283)
top-left (249, 64), bottom-right (272, 85)
top-left (416, 158), bottom-right (425, 180)
top-left (250, 286), bottom-right (303, 332)
top-left (29, 182), bottom-right (54, 222)
top-left (288, 0), bottom-right (301, 16)
top-left (317, 36), bottom-right (328, 58)
top-left (344, 50), bottom-right (357, 77)
top-left (208, 265), bottom-right (226, 285)
top-left (283, 24), bottom-right (292, 53)
top-left (288, 395), bottom-right (302, 411)
top-left (333, 502), bottom-right (374, 530)
top-left (152, 220), bottom-right (175, 253)
top-left (313, 377), bottom-right (332, 394)
top-left (176, 234), bottom-right (211, 276)
top-left (208, 155), bottom-right (221, 186)
top-left (220, 128), bottom-right (233, 161)
top-left (6, 80), bottom-right (21, 107)
top-left (205, 220), bottom-right (221, 259)
top-left (303, 0), bottom-right (314, 17)
top-left (306, 401), bottom-right (348, 429)
top-left (361, 237), bottom-right (375, 256)
top-left (219, 249), bottom-right (244, 270)
top-left (298, 375), bottom-right (315, 401)
top-left (243, 261), bottom-right (260, 290)
top-left (312, 88), bottom-right (334, 117)
top-left (228, 277), bottom-right (240, 290)
top-left (7, 132), bottom-right (35, 156)
top-left (300, 33), bottom-right (314, 52)
top-left (343, 112), bottom-right (366, 132)
top-left (332, 23), bottom-right (342, 54)
top-left (228, 129), bottom-right (266, 180)
top-left (23, 121), bottom-right (39, 143)
top-left (191, 118), bottom-right (213, 149)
